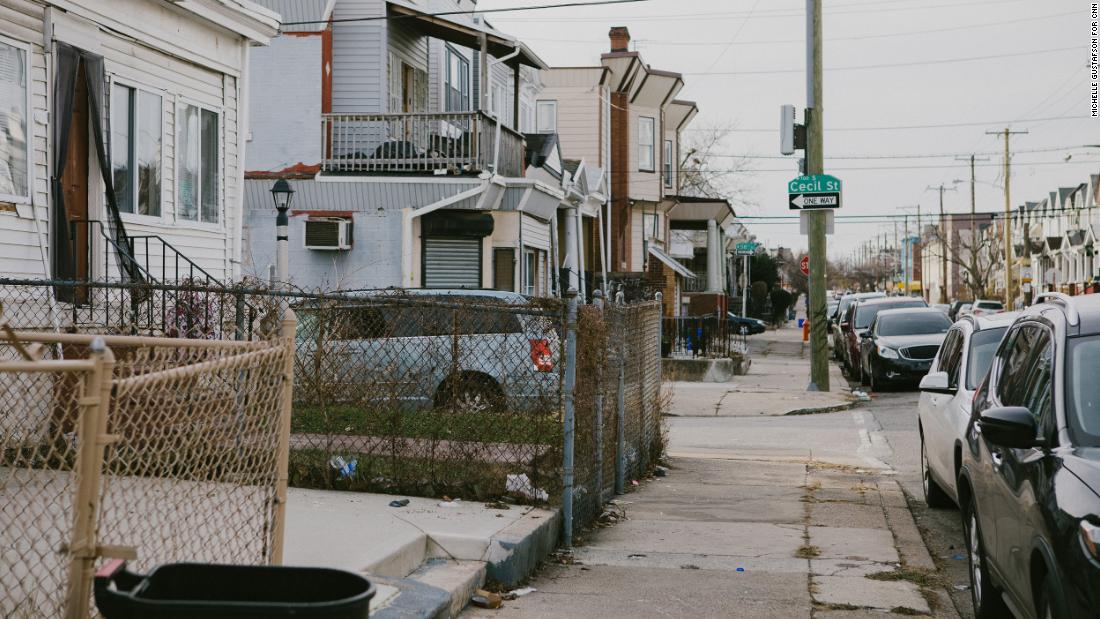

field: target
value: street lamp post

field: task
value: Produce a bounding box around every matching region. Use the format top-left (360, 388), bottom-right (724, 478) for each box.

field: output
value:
top-left (271, 179), bottom-right (295, 288)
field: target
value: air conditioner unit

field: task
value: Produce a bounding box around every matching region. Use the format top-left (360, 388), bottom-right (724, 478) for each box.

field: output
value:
top-left (304, 218), bottom-right (353, 250)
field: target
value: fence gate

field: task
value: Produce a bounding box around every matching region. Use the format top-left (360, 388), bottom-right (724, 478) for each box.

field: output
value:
top-left (0, 319), bottom-right (294, 618)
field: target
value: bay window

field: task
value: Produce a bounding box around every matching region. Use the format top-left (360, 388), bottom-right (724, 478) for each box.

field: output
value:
top-left (638, 117), bottom-right (655, 172)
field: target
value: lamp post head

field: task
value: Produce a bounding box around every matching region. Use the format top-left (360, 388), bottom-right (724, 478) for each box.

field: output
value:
top-left (271, 179), bottom-right (294, 213)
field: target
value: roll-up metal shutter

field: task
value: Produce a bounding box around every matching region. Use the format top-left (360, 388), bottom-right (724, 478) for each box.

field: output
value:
top-left (424, 237), bottom-right (481, 288)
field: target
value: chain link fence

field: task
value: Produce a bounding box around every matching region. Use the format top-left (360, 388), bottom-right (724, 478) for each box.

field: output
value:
top-left (1, 279), bottom-right (667, 556)
top-left (0, 313), bottom-right (294, 617)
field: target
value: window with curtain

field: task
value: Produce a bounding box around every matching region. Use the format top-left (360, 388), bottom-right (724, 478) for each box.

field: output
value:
top-left (638, 117), bottom-right (655, 172)
top-left (535, 100), bottom-right (556, 133)
top-left (0, 38), bottom-right (30, 203)
top-left (642, 212), bottom-right (662, 241)
top-left (178, 103), bottom-right (219, 223)
top-left (111, 84), bottom-right (162, 216)
top-left (445, 47), bottom-right (470, 112)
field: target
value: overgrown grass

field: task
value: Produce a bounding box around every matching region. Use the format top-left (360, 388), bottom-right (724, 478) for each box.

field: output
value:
top-left (288, 447), bottom-right (561, 502)
top-left (291, 404), bottom-right (562, 446)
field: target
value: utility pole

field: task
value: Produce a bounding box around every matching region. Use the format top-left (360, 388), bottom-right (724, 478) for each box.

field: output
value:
top-left (956, 154), bottom-right (989, 298)
top-left (805, 0), bottom-right (828, 391)
top-left (927, 182), bottom-right (960, 304)
top-left (986, 127), bottom-right (1028, 307)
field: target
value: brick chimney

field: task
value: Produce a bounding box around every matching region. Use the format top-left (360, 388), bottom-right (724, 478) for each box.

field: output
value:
top-left (609, 26), bottom-right (630, 52)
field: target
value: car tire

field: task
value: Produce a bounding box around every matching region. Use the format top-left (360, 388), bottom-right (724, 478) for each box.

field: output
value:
top-left (963, 495), bottom-right (1009, 619)
top-left (920, 435), bottom-right (951, 508)
top-left (438, 375), bottom-right (503, 414)
top-left (1036, 568), bottom-right (1069, 619)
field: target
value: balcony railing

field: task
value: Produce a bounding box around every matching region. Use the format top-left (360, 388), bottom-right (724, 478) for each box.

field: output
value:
top-left (682, 274), bottom-right (709, 293)
top-left (321, 111), bottom-right (525, 177)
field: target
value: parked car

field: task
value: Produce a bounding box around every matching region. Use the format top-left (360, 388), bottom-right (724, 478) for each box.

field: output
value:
top-left (932, 303), bottom-right (951, 315)
top-left (956, 302), bottom-right (974, 319)
top-left (841, 296), bottom-right (927, 377)
top-left (858, 308), bottom-right (950, 390)
top-left (293, 289), bottom-right (560, 413)
top-left (969, 299), bottom-right (1005, 317)
top-left (727, 312), bottom-right (767, 335)
top-left (958, 292), bottom-right (1100, 619)
top-left (832, 292), bottom-right (885, 363)
top-left (948, 300), bottom-right (973, 321)
top-left (917, 311), bottom-right (1019, 509)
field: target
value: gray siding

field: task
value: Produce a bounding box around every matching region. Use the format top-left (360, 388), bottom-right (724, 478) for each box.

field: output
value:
top-left (388, 17), bottom-right (428, 73)
top-left (247, 35), bottom-right (322, 171)
top-left (332, 0), bottom-right (386, 113)
top-left (243, 178), bottom-right (482, 290)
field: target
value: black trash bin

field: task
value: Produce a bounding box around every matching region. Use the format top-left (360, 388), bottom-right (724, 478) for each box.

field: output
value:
top-left (94, 560), bottom-right (375, 619)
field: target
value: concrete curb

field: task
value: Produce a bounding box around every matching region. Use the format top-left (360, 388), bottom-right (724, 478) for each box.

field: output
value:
top-left (484, 509), bottom-right (561, 587)
top-left (783, 400), bottom-right (857, 416)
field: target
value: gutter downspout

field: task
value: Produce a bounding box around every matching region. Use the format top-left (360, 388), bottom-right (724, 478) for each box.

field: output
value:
top-left (233, 42), bottom-right (251, 280)
top-left (401, 182), bottom-right (489, 287)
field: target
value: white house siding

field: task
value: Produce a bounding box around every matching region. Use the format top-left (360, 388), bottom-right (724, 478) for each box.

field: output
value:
top-left (332, 0), bottom-right (385, 113)
top-left (0, 0), bottom-right (49, 279)
top-left (521, 212), bottom-right (551, 252)
top-left (540, 69), bottom-right (606, 166)
top-left (247, 34), bottom-right (322, 171)
top-left (0, 0), bottom-right (268, 283)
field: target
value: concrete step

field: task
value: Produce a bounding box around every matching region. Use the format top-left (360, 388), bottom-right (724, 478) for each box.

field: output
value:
top-left (371, 560), bottom-right (486, 619)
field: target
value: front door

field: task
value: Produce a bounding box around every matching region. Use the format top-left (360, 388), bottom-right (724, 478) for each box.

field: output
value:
top-left (62, 63), bottom-right (91, 287)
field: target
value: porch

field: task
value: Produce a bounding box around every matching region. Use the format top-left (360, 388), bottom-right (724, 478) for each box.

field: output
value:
top-left (321, 111), bottom-right (526, 177)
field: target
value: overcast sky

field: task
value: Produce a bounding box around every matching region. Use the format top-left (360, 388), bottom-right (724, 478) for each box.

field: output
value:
top-left (480, 0), bottom-right (1100, 259)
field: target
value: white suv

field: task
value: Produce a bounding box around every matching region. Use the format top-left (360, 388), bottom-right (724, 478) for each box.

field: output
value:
top-left (917, 311), bottom-right (1018, 507)
top-left (966, 299), bottom-right (1004, 318)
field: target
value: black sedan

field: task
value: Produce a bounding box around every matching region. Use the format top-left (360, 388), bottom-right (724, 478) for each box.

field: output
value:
top-left (727, 313), bottom-right (767, 335)
top-left (859, 308), bottom-right (951, 391)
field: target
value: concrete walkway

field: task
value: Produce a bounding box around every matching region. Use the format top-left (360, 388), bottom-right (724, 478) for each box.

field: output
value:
top-left (669, 327), bottom-right (853, 418)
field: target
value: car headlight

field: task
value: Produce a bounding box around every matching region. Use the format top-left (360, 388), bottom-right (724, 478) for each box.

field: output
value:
top-left (1080, 520), bottom-right (1100, 560)
top-left (877, 346), bottom-right (899, 359)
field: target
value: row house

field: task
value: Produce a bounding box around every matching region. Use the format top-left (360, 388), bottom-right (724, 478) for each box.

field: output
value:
top-left (539, 26), bottom-right (734, 315)
top-left (919, 213), bottom-right (996, 303)
top-left (1011, 172), bottom-right (1100, 299)
top-left (242, 0), bottom-right (588, 295)
top-left (0, 0), bottom-right (278, 287)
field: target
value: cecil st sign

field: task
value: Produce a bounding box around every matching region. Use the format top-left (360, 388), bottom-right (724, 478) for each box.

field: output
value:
top-left (788, 174), bottom-right (842, 210)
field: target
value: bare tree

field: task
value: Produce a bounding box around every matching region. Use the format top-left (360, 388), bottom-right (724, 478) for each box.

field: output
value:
top-left (679, 122), bottom-right (756, 209)
top-left (926, 223), bottom-right (999, 300)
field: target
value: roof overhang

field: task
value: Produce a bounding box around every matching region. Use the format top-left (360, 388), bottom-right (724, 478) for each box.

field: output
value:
top-left (630, 68), bottom-right (684, 108)
top-left (176, 0), bottom-right (282, 44)
top-left (664, 195), bottom-right (734, 222)
top-left (649, 245), bottom-right (696, 279)
top-left (386, 0), bottom-right (547, 69)
top-left (666, 100), bottom-right (699, 133)
top-left (601, 52), bottom-right (643, 94)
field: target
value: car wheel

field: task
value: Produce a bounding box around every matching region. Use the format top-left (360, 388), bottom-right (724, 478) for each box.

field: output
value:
top-left (1036, 568), bottom-right (1069, 619)
top-left (440, 376), bottom-right (503, 414)
top-left (964, 495), bottom-right (1009, 619)
top-left (920, 435), bottom-right (951, 508)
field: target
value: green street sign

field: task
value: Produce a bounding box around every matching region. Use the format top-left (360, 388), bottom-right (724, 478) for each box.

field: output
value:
top-left (788, 174), bottom-right (842, 210)
top-left (735, 241), bottom-right (757, 256)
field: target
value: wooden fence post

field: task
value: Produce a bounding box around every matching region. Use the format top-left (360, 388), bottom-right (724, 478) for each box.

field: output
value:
top-left (270, 308), bottom-right (297, 565)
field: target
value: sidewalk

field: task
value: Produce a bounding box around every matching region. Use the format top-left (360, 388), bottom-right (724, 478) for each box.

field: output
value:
top-left (284, 489), bottom-right (558, 618)
top-left (467, 457), bottom-right (950, 618)
top-left (669, 327), bottom-right (854, 418)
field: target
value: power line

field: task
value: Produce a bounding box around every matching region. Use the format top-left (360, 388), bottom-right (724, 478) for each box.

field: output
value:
top-left (681, 46), bottom-right (1083, 76)
top-left (655, 157), bottom-right (1100, 174)
top-left (686, 114), bottom-right (1089, 133)
top-left (702, 145), bottom-right (1089, 160)
top-left (280, 0), bottom-right (651, 26)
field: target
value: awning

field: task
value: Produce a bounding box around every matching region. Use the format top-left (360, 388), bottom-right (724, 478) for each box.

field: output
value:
top-left (386, 0), bottom-right (547, 69)
top-left (665, 196), bottom-right (734, 222)
top-left (648, 245), bottom-right (696, 279)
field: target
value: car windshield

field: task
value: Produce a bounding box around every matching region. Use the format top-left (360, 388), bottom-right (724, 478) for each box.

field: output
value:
top-left (876, 313), bottom-right (950, 336)
top-left (976, 301), bottom-right (1003, 310)
top-left (966, 327), bottom-right (1007, 390)
top-left (855, 300), bottom-right (924, 329)
top-left (1066, 335), bottom-right (1100, 447)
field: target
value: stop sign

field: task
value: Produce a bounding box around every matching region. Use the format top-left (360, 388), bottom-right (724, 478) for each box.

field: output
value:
top-left (800, 255), bottom-right (810, 276)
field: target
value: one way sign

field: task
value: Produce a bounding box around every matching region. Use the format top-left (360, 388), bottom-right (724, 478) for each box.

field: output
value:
top-left (789, 192), bottom-right (840, 209)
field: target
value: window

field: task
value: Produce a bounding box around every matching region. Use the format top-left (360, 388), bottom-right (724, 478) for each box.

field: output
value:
top-left (491, 84), bottom-right (506, 117)
top-left (111, 84), bottom-right (162, 216)
top-left (642, 212), bottom-right (662, 241)
top-left (445, 47), bottom-right (470, 112)
top-left (995, 326), bottom-right (1048, 408)
top-left (177, 103), bottom-right (219, 223)
top-left (0, 38), bottom-right (30, 203)
top-left (934, 329), bottom-right (963, 388)
top-left (663, 139), bottom-right (673, 188)
top-left (966, 327), bottom-right (1007, 390)
top-left (638, 117), bottom-right (655, 172)
top-left (523, 248), bottom-right (538, 296)
top-left (520, 102), bottom-right (532, 133)
top-left (535, 100), bottom-right (556, 133)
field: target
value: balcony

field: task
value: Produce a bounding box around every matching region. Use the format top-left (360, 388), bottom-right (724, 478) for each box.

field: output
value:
top-left (321, 111), bottom-right (525, 177)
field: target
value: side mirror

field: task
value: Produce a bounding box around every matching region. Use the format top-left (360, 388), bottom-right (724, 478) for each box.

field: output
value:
top-left (977, 406), bottom-right (1044, 449)
top-left (919, 371), bottom-right (954, 394)
top-left (859, 331), bottom-right (873, 340)
top-left (840, 322), bottom-right (850, 330)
